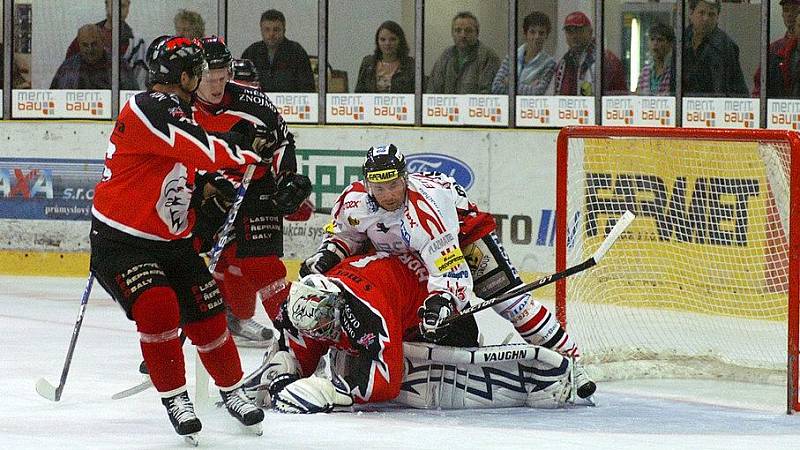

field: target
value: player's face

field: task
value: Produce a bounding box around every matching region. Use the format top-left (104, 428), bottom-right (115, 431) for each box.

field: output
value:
top-left (197, 67), bottom-right (231, 104)
top-left (369, 176), bottom-right (406, 211)
top-left (261, 20), bottom-right (286, 49)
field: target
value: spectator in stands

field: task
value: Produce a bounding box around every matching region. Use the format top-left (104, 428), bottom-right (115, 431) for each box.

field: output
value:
top-left (51, 24), bottom-right (110, 89)
top-left (64, 0), bottom-right (141, 89)
top-left (754, 0), bottom-right (800, 97)
top-left (636, 22), bottom-right (675, 96)
top-left (427, 11), bottom-right (501, 94)
top-left (682, 0), bottom-right (747, 97)
top-left (66, 0), bottom-right (132, 60)
top-left (174, 9), bottom-right (205, 40)
top-left (552, 11), bottom-right (626, 95)
top-left (355, 20), bottom-right (414, 93)
top-left (491, 11), bottom-right (555, 95)
top-left (242, 9), bottom-right (315, 92)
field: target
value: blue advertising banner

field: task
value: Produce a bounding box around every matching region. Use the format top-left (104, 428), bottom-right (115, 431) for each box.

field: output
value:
top-left (0, 158), bottom-right (103, 220)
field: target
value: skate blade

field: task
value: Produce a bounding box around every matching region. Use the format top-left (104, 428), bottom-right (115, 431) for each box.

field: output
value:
top-left (233, 337), bottom-right (273, 348)
top-left (183, 433), bottom-right (200, 446)
top-left (239, 422), bottom-right (263, 436)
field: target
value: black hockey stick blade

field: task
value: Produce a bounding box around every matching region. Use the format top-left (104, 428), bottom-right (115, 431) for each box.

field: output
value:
top-left (440, 210), bottom-right (635, 325)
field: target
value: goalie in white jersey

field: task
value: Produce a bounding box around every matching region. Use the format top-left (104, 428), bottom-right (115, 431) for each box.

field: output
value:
top-left (301, 144), bottom-right (595, 399)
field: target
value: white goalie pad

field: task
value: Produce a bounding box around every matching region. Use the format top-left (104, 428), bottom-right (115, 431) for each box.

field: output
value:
top-left (396, 342), bottom-right (573, 409)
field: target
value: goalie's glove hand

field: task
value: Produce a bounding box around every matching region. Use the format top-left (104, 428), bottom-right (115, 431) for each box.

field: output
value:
top-left (417, 292), bottom-right (458, 343)
top-left (271, 173), bottom-right (312, 216)
top-left (271, 375), bottom-right (353, 414)
top-left (299, 241), bottom-right (347, 277)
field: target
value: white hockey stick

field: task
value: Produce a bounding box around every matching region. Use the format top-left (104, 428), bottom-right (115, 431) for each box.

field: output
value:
top-left (439, 210), bottom-right (635, 327)
top-left (36, 274), bottom-right (95, 401)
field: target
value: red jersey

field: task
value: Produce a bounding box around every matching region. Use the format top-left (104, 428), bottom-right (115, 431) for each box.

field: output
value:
top-left (92, 91), bottom-right (260, 241)
top-left (275, 253), bottom-right (429, 403)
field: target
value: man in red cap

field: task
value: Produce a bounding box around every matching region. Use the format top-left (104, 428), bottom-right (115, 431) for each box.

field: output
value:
top-left (753, 0), bottom-right (800, 97)
top-left (551, 11), bottom-right (626, 95)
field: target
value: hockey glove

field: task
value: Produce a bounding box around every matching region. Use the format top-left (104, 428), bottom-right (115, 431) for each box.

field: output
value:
top-left (299, 241), bottom-right (348, 277)
top-left (272, 173), bottom-right (313, 216)
top-left (200, 173), bottom-right (237, 219)
top-left (252, 124), bottom-right (280, 159)
top-left (417, 292), bottom-right (459, 343)
top-left (272, 375), bottom-right (353, 414)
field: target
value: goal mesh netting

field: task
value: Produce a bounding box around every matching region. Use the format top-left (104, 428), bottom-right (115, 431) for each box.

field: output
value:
top-left (555, 126), bottom-right (800, 412)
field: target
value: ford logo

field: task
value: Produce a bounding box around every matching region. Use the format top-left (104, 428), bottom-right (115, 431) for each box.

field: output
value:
top-left (405, 153), bottom-right (475, 190)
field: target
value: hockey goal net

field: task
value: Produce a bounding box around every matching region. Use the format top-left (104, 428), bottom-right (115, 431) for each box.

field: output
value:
top-left (555, 126), bottom-right (800, 413)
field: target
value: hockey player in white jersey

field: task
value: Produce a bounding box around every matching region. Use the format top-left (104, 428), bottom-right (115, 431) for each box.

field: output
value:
top-left (300, 144), bottom-right (595, 399)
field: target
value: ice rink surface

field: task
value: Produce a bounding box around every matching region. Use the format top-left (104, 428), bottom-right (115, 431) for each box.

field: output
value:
top-left (2, 275), bottom-right (800, 449)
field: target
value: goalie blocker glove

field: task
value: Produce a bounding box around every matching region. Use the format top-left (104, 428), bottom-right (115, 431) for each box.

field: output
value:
top-left (299, 241), bottom-right (348, 277)
top-left (417, 292), bottom-right (458, 343)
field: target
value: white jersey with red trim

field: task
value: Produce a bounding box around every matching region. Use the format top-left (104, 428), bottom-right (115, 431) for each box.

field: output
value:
top-left (327, 172), bottom-right (476, 309)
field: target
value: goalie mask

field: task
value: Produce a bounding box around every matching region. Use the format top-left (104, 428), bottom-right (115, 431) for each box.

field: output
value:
top-left (287, 274), bottom-right (343, 341)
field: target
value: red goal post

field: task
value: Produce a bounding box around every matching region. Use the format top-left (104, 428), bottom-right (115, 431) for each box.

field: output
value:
top-left (555, 126), bottom-right (800, 413)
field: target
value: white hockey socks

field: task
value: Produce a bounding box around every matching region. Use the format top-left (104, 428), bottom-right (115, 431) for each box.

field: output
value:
top-left (493, 292), bottom-right (579, 357)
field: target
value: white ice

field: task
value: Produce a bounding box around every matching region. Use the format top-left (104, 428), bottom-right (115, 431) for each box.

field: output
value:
top-left (2, 275), bottom-right (800, 449)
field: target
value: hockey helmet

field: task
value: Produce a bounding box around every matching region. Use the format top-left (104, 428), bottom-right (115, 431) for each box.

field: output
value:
top-left (200, 36), bottom-right (233, 70)
top-left (287, 274), bottom-right (343, 340)
top-left (232, 58), bottom-right (260, 84)
top-left (146, 35), bottom-right (207, 86)
top-left (363, 144), bottom-right (406, 184)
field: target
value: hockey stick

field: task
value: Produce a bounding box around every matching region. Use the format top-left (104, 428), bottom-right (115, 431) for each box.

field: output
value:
top-left (36, 274), bottom-right (95, 401)
top-left (208, 164), bottom-right (257, 272)
top-left (438, 210), bottom-right (635, 328)
top-left (113, 165), bottom-right (257, 400)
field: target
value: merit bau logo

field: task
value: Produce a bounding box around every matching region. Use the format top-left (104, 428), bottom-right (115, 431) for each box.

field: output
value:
top-left (66, 91), bottom-right (104, 116)
top-left (467, 97), bottom-right (502, 122)
top-left (17, 91), bottom-right (55, 115)
top-left (518, 97), bottom-right (550, 124)
top-left (406, 153), bottom-right (474, 190)
top-left (329, 95), bottom-right (365, 120)
top-left (274, 94), bottom-right (312, 120)
top-left (373, 96), bottom-right (409, 121)
top-left (425, 96), bottom-right (459, 122)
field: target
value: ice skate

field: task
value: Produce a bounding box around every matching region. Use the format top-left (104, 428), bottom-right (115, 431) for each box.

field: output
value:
top-left (571, 361), bottom-right (596, 404)
top-left (227, 309), bottom-right (273, 348)
top-left (220, 386), bottom-right (265, 435)
top-left (161, 391), bottom-right (202, 445)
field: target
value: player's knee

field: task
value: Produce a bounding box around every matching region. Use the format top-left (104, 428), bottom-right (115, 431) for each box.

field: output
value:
top-left (131, 286), bottom-right (180, 334)
top-left (183, 311), bottom-right (228, 348)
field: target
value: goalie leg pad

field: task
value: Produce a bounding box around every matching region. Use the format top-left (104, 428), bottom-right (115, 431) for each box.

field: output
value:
top-left (397, 342), bottom-right (572, 410)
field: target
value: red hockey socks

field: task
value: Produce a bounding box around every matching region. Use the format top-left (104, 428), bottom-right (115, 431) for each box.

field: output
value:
top-left (183, 313), bottom-right (243, 389)
top-left (131, 287), bottom-right (185, 394)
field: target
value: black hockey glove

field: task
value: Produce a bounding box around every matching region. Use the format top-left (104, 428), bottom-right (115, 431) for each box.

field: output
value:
top-left (299, 241), bottom-right (348, 277)
top-left (199, 172), bottom-right (236, 220)
top-left (272, 174), bottom-right (312, 216)
top-left (417, 292), bottom-right (459, 343)
top-left (252, 124), bottom-right (280, 159)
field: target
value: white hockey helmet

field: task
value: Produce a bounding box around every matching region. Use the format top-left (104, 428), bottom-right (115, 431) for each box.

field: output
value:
top-left (287, 274), bottom-right (343, 340)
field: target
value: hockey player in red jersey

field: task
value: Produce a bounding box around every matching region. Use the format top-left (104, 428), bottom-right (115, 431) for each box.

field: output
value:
top-left (247, 254), bottom-right (575, 413)
top-left (191, 36), bottom-right (312, 346)
top-left (89, 35), bottom-right (264, 443)
top-left (300, 144), bottom-right (596, 399)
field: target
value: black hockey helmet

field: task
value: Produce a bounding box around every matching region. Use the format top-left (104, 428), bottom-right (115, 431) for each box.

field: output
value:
top-left (363, 144), bottom-right (406, 183)
top-left (232, 58), bottom-right (260, 84)
top-left (146, 35), bottom-right (207, 86)
top-left (200, 35), bottom-right (233, 70)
